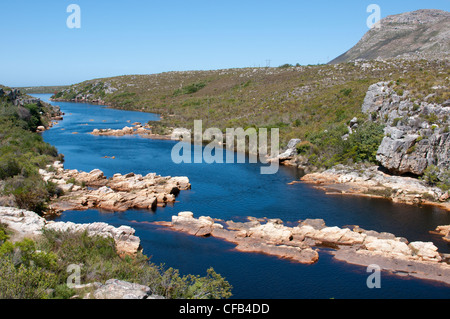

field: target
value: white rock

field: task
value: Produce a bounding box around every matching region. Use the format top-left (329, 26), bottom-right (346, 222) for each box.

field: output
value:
top-left (409, 241), bottom-right (441, 261)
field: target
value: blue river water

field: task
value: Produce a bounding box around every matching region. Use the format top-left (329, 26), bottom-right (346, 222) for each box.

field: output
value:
top-left (35, 94), bottom-right (450, 299)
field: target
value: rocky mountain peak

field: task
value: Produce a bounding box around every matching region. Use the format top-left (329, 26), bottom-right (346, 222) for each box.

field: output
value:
top-left (329, 9), bottom-right (450, 64)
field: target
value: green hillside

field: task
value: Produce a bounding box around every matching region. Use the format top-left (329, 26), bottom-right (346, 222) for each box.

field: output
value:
top-left (52, 59), bottom-right (449, 169)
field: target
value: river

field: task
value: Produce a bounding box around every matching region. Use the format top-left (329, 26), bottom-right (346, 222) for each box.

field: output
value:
top-left (34, 94), bottom-right (450, 299)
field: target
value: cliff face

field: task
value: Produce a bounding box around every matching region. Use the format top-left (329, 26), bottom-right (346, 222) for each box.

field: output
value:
top-left (330, 9), bottom-right (450, 64)
top-left (362, 81), bottom-right (449, 176)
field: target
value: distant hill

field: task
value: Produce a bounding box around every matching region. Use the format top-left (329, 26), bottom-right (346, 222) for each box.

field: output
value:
top-left (329, 9), bottom-right (450, 64)
top-left (18, 86), bottom-right (69, 94)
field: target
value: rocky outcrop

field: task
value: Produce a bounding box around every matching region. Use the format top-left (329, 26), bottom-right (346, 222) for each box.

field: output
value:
top-left (90, 124), bottom-right (178, 141)
top-left (40, 161), bottom-right (191, 214)
top-left (300, 164), bottom-right (449, 211)
top-left (0, 206), bottom-right (141, 256)
top-left (162, 212), bottom-right (319, 264)
top-left (277, 138), bottom-right (301, 161)
top-left (91, 124), bottom-right (154, 137)
top-left (267, 138), bottom-right (302, 164)
top-left (84, 279), bottom-right (163, 299)
top-left (155, 212), bottom-right (450, 285)
top-left (362, 81), bottom-right (450, 176)
top-left (51, 80), bottom-right (117, 105)
top-left (0, 207), bottom-right (46, 240)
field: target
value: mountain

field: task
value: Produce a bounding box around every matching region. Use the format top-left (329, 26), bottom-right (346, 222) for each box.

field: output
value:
top-left (329, 9), bottom-right (450, 64)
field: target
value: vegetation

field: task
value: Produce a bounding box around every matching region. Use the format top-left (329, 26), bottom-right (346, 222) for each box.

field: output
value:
top-left (0, 225), bottom-right (232, 299)
top-left (300, 121), bottom-right (385, 168)
top-left (421, 165), bottom-right (450, 191)
top-left (17, 86), bottom-right (69, 95)
top-left (0, 89), bottom-right (62, 214)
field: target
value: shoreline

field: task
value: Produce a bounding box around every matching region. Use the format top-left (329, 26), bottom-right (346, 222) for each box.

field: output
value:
top-left (298, 165), bottom-right (450, 212)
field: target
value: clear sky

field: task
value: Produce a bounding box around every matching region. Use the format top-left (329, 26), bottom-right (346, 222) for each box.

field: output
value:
top-left (1, 0), bottom-right (449, 87)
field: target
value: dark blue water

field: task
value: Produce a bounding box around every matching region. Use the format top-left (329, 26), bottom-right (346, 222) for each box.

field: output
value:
top-left (35, 94), bottom-right (450, 299)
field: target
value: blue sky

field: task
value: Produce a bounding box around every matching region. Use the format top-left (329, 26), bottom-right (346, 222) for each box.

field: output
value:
top-left (1, 0), bottom-right (449, 87)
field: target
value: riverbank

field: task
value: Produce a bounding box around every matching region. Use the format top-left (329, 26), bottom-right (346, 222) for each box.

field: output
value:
top-left (298, 164), bottom-right (450, 212)
top-left (154, 212), bottom-right (450, 286)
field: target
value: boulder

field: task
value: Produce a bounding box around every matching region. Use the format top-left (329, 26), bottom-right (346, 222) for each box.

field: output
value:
top-left (299, 219), bottom-right (326, 230)
top-left (277, 139), bottom-right (301, 160)
top-left (0, 207), bottom-right (46, 240)
top-left (171, 128), bottom-right (191, 140)
top-left (248, 222), bottom-right (293, 244)
top-left (90, 279), bottom-right (154, 299)
top-left (171, 212), bottom-right (222, 237)
top-left (364, 238), bottom-right (412, 257)
top-left (39, 163), bottom-right (190, 214)
top-left (45, 221), bottom-right (141, 256)
top-left (236, 240), bottom-right (319, 264)
top-left (409, 241), bottom-right (441, 261)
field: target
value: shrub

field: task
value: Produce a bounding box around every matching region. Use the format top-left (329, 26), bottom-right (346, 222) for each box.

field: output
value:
top-left (340, 88), bottom-right (352, 96)
top-left (0, 258), bottom-right (57, 299)
top-left (36, 229), bottom-right (233, 299)
top-left (421, 165), bottom-right (440, 187)
top-left (278, 64), bottom-right (294, 69)
top-left (3, 175), bottom-right (51, 214)
top-left (420, 165), bottom-right (450, 192)
top-left (173, 82), bottom-right (206, 96)
top-left (296, 141), bottom-right (313, 155)
top-left (344, 122), bottom-right (385, 163)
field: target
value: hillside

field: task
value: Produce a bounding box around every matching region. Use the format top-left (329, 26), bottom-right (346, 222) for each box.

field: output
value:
top-left (0, 86), bottom-right (63, 213)
top-left (329, 9), bottom-right (450, 64)
top-left (51, 59), bottom-right (449, 154)
top-left (18, 85), bottom-right (69, 94)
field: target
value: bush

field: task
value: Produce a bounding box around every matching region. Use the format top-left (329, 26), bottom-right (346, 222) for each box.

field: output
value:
top-left (421, 165), bottom-right (440, 186)
top-left (278, 64), bottom-right (294, 68)
top-left (36, 230), bottom-right (233, 299)
top-left (3, 175), bottom-right (51, 214)
top-left (340, 88), bottom-right (352, 96)
top-left (422, 165), bottom-right (450, 191)
top-left (173, 82), bottom-right (206, 96)
top-left (345, 122), bottom-right (385, 163)
top-left (296, 141), bottom-right (313, 155)
top-left (0, 258), bottom-right (57, 299)
top-left (302, 121), bottom-right (384, 168)
top-left (0, 227), bottom-right (233, 299)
